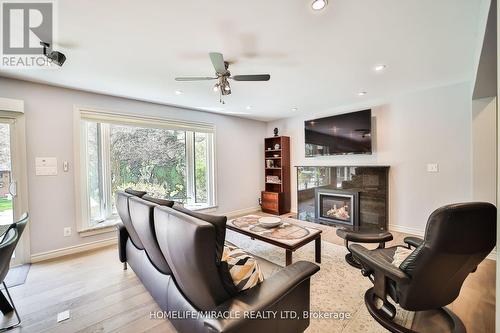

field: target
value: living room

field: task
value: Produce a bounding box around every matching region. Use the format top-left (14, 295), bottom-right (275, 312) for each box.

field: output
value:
top-left (0, 0), bottom-right (497, 332)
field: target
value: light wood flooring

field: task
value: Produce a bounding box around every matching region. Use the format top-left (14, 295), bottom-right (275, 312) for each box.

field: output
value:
top-left (0, 215), bottom-right (495, 333)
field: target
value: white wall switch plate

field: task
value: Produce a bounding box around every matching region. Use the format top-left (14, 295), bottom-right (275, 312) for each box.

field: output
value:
top-left (57, 310), bottom-right (70, 323)
top-left (35, 157), bottom-right (58, 176)
top-left (427, 163), bottom-right (439, 173)
top-left (63, 227), bottom-right (71, 237)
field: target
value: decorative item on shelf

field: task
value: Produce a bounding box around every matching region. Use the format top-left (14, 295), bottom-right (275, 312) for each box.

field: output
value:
top-left (273, 154), bottom-right (280, 157)
top-left (274, 143), bottom-right (280, 150)
top-left (274, 128), bottom-right (279, 136)
top-left (266, 160), bottom-right (274, 168)
top-left (266, 175), bottom-right (281, 184)
top-left (267, 147), bottom-right (272, 151)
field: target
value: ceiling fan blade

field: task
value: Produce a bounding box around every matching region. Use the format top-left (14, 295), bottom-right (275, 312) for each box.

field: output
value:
top-left (175, 77), bottom-right (217, 81)
top-left (209, 52), bottom-right (228, 75)
top-left (231, 74), bottom-right (271, 81)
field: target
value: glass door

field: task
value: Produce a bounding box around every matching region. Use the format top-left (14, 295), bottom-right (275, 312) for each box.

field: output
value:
top-left (0, 109), bottom-right (29, 266)
top-left (0, 121), bottom-right (14, 226)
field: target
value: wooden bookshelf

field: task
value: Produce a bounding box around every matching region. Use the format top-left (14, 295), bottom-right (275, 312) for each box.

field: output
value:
top-left (261, 136), bottom-right (291, 215)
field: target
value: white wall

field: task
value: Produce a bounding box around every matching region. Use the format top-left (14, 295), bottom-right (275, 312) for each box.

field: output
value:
top-left (267, 82), bottom-right (473, 235)
top-left (472, 97), bottom-right (497, 203)
top-left (0, 77), bottom-right (266, 256)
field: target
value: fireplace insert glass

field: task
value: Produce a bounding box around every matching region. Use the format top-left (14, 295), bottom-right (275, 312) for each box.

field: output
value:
top-left (319, 194), bottom-right (352, 223)
top-left (315, 190), bottom-right (358, 226)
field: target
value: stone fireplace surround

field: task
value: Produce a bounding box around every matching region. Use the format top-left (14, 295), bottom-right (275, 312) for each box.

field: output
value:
top-left (296, 166), bottom-right (390, 230)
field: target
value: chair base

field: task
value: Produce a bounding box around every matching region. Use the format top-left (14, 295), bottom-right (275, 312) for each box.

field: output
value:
top-left (364, 288), bottom-right (466, 333)
top-left (0, 282), bottom-right (20, 331)
top-left (345, 253), bottom-right (363, 269)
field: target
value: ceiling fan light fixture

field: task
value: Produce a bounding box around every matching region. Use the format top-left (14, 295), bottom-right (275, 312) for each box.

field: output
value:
top-left (311, 0), bottom-right (327, 11)
top-left (176, 52), bottom-right (270, 104)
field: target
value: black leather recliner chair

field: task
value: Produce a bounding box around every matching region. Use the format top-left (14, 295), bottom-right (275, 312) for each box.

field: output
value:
top-left (116, 191), bottom-right (320, 333)
top-left (350, 202), bottom-right (496, 333)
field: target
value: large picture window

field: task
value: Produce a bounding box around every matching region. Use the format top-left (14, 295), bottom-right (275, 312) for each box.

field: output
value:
top-left (76, 109), bottom-right (216, 229)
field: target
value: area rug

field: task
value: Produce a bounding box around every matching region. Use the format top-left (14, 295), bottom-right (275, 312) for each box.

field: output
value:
top-left (2, 264), bottom-right (31, 288)
top-left (226, 230), bottom-right (414, 333)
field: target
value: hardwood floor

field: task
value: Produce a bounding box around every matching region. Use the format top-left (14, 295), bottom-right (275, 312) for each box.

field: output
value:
top-left (3, 246), bottom-right (176, 333)
top-left (0, 217), bottom-right (495, 333)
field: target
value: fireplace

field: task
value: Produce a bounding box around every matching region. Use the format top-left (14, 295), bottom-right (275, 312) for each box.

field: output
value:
top-left (296, 166), bottom-right (389, 229)
top-left (315, 189), bottom-right (359, 227)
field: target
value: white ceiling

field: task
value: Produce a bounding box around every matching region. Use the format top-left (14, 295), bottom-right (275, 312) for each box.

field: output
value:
top-left (0, 0), bottom-right (485, 121)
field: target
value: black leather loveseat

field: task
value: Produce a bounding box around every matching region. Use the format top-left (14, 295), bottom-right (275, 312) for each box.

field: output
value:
top-left (116, 191), bottom-right (319, 333)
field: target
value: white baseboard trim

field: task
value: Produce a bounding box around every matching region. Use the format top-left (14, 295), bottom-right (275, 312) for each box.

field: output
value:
top-left (388, 224), bottom-right (425, 237)
top-left (31, 237), bottom-right (117, 263)
top-left (223, 206), bottom-right (261, 218)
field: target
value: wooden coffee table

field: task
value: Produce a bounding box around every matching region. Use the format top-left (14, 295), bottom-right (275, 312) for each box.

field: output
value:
top-left (227, 215), bottom-right (322, 266)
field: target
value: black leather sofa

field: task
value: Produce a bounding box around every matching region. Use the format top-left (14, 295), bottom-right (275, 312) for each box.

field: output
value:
top-left (116, 191), bottom-right (320, 333)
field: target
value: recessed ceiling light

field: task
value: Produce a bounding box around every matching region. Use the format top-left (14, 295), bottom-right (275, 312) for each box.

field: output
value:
top-left (374, 64), bottom-right (387, 72)
top-left (358, 91), bottom-right (367, 96)
top-left (311, 0), bottom-right (327, 10)
top-left (175, 90), bottom-right (183, 95)
top-left (246, 105), bottom-right (252, 110)
top-left (292, 107), bottom-right (298, 111)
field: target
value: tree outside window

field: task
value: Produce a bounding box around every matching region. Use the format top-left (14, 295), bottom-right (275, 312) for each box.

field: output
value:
top-left (83, 120), bottom-right (215, 226)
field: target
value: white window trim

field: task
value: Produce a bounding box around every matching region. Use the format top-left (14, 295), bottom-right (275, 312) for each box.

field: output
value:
top-left (73, 106), bottom-right (218, 235)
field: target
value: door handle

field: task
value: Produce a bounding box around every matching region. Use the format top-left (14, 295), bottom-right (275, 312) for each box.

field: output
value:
top-left (8, 181), bottom-right (17, 198)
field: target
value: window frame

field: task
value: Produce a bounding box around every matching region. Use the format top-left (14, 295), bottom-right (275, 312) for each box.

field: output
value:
top-left (73, 106), bottom-right (217, 235)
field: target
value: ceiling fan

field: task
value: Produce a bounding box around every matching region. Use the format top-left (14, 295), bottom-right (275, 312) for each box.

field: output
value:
top-left (175, 52), bottom-right (270, 104)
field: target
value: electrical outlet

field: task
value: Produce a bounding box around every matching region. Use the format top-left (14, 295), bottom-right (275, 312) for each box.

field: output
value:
top-left (63, 227), bottom-right (71, 237)
top-left (427, 163), bottom-right (439, 173)
top-left (57, 310), bottom-right (70, 322)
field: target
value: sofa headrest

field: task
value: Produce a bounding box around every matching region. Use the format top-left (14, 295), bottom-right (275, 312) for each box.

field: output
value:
top-left (129, 197), bottom-right (172, 275)
top-left (125, 188), bottom-right (147, 197)
top-left (172, 205), bottom-right (227, 264)
top-left (142, 195), bottom-right (175, 208)
top-left (154, 206), bottom-right (231, 310)
top-left (116, 192), bottom-right (144, 250)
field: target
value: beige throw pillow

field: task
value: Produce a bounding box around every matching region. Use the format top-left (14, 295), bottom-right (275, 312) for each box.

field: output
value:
top-left (222, 243), bottom-right (264, 292)
top-left (391, 247), bottom-right (414, 267)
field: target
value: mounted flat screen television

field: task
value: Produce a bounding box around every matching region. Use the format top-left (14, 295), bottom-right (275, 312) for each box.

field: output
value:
top-left (305, 109), bottom-right (372, 157)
